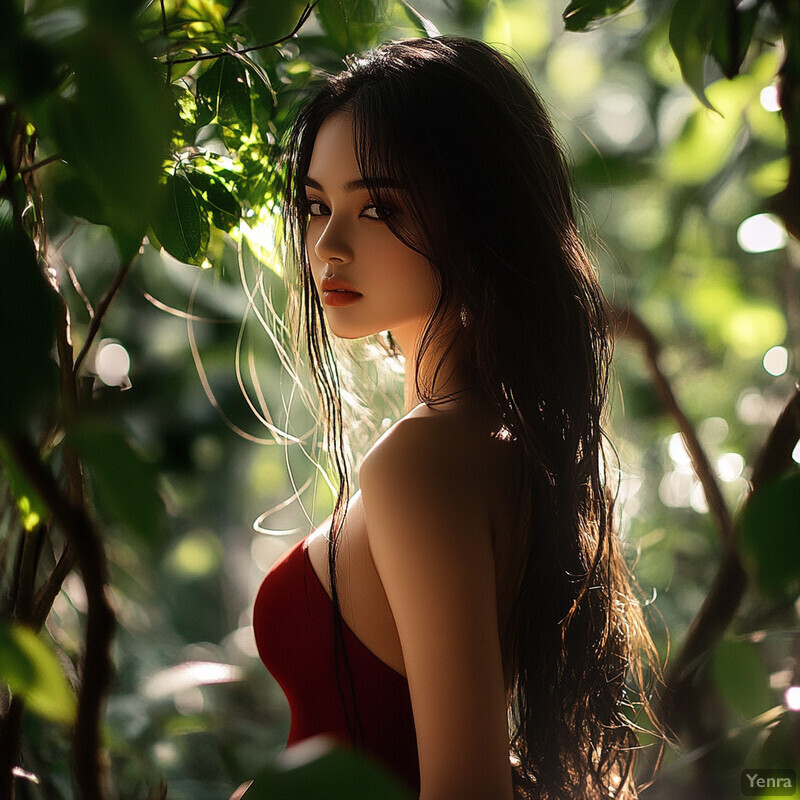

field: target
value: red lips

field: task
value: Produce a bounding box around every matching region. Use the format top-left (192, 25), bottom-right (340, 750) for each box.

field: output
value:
top-left (321, 275), bottom-right (361, 295)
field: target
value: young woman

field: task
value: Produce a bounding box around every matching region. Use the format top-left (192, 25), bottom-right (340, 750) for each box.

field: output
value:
top-left (253, 35), bottom-right (661, 800)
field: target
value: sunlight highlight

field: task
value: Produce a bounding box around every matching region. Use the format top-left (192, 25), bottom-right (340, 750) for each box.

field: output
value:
top-left (763, 345), bottom-right (789, 376)
top-left (760, 85), bottom-right (781, 112)
top-left (785, 685), bottom-right (800, 712)
top-left (96, 340), bottom-right (131, 388)
top-left (737, 213), bottom-right (787, 253)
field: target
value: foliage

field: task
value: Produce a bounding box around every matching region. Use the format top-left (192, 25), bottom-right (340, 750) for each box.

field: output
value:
top-left (0, 0), bottom-right (798, 797)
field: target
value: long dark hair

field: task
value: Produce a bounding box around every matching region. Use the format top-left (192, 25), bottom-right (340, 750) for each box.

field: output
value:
top-left (281, 35), bottom-right (664, 799)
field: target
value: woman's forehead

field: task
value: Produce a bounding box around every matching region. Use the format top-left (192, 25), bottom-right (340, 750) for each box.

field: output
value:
top-left (306, 113), bottom-right (359, 182)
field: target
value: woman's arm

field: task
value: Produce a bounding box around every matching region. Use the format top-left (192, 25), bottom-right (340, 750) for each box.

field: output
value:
top-left (359, 417), bottom-right (514, 800)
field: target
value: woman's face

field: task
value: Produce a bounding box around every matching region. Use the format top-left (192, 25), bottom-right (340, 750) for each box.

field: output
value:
top-left (303, 112), bottom-right (439, 350)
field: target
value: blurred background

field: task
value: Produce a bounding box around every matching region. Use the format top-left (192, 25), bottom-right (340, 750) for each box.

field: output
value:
top-left (1, 0), bottom-right (798, 797)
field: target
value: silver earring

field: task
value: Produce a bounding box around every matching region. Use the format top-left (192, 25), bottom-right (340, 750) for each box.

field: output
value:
top-left (460, 303), bottom-right (471, 328)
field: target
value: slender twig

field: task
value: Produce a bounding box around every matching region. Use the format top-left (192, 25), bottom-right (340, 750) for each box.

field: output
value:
top-left (66, 264), bottom-right (95, 321)
top-left (73, 256), bottom-right (136, 376)
top-left (662, 386), bottom-right (800, 733)
top-left (615, 300), bottom-right (800, 745)
top-left (18, 153), bottom-right (62, 174)
top-left (160, 0), bottom-right (172, 85)
top-left (749, 382), bottom-right (800, 493)
top-left (611, 304), bottom-right (735, 547)
top-left (7, 435), bottom-right (115, 800)
top-left (165, 1), bottom-right (316, 65)
top-left (33, 542), bottom-right (77, 630)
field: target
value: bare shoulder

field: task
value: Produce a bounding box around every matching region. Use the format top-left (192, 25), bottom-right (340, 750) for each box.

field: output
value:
top-left (359, 397), bottom-right (512, 499)
top-left (359, 404), bottom-right (516, 527)
top-left (358, 399), bottom-right (515, 795)
top-left (359, 410), bottom-right (487, 534)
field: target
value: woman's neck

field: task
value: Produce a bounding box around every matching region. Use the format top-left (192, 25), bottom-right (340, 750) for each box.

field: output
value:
top-left (391, 319), bottom-right (474, 415)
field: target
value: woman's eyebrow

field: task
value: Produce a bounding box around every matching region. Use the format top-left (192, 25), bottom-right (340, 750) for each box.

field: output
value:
top-left (303, 176), bottom-right (405, 192)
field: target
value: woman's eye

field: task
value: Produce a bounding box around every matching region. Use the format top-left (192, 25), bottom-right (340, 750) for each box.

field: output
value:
top-left (307, 201), bottom-right (327, 216)
top-left (361, 204), bottom-right (392, 221)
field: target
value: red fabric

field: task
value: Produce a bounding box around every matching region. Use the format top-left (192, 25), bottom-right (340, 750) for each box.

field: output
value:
top-left (253, 536), bottom-right (420, 795)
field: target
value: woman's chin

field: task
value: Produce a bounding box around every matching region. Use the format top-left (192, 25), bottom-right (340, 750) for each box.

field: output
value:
top-left (326, 323), bottom-right (374, 341)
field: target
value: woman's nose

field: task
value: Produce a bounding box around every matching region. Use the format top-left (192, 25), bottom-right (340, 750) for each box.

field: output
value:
top-left (312, 216), bottom-right (353, 264)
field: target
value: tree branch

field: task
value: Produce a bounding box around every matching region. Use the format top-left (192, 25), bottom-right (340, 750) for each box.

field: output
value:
top-left (615, 301), bottom-right (800, 748)
top-left (33, 542), bottom-right (77, 630)
top-left (662, 385), bottom-right (800, 730)
top-left (610, 304), bottom-right (735, 547)
top-left (73, 256), bottom-right (136, 377)
top-left (7, 435), bottom-right (116, 800)
top-left (18, 154), bottom-right (62, 174)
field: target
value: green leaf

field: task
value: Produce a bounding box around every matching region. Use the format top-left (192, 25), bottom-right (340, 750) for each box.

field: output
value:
top-left (243, 0), bottom-right (311, 44)
top-left (0, 623), bottom-right (77, 724)
top-left (562, 0), bottom-right (635, 32)
top-left (49, 24), bottom-right (175, 259)
top-left (709, 3), bottom-right (758, 79)
top-left (52, 168), bottom-right (108, 227)
top-left (710, 638), bottom-right (774, 720)
top-left (668, 0), bottom-right (718, 109)
top-left (151, 173), bottom-right (210, 266)
top-left (316, 0), bottom-right (391, 55)
top-left (66, 423), bottom-right (165, 548)
top-left (243, 736), bottom-right (414, 799)
top-left (196, 57), bottom-right (253, 135)
top-left (0, 226), bottom-right (57, 432)
top-left (453, 0), bottom-right (491, 27)
top-left (661, 79), bottom-right (748, 184)
top-left (737, 470), bottom-right (800, 599)
top-left (397, 0), bottom-right (440, 36)
top-left (185, 170), bottom-right (242, 232)
top-left (0, 441), bottom-right (49, 531)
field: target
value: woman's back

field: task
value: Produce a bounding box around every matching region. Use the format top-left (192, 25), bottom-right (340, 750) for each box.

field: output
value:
top-left (306, 393), bottom-right (525, 694)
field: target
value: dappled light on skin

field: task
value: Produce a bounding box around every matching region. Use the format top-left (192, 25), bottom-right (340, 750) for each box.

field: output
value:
top-left (785, 686), bottom-right (800, 712)
top-left (763, 345), bottom-right (789, 376)
top-left (737, 213), bottom-right (788, 253)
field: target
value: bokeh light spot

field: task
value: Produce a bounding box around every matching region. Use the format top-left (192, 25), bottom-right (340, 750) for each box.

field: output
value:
top-left (737, 213), bottom-right (787, 253)
top-left (763, 345), bottom-right (789, 376)
top-left (668, 432), bottom-right (692, 467)
top-left (168, 530), bottom-right (222, 578)
top-left (96, 341), bottom-right (130, 387)
top-left (760, 85), bottom-right (781, 112)
top-left (785, 685), bottom-right (800, 711)
top-left (716, 452), bottom-right (745, 482)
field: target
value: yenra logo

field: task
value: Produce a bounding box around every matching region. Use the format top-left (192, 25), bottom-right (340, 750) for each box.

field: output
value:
top-left (740, 770), bottom-right (796, 797)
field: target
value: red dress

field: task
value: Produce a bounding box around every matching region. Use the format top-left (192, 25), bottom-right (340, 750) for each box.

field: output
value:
top-left (253, 536), bottom-right (420, 794)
